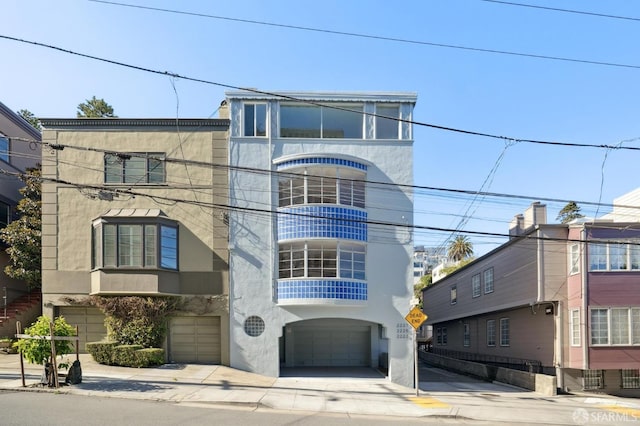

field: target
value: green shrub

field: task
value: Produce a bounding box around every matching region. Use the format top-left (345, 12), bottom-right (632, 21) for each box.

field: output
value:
top-left (86, 341), bottom-right (164, 367)
top-left (86, 341), bottom-right (119, 365)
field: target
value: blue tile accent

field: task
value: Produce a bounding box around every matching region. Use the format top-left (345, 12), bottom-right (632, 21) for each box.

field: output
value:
top-left (278, 206), bottom-right (367, 242)
top-left (276, 157), bottom-right (367, 171)
top-left (276, 279), bottom-right (368, 301)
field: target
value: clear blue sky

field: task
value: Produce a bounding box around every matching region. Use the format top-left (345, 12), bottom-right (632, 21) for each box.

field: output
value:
top-left (3, 0), bottom-right (640, 257)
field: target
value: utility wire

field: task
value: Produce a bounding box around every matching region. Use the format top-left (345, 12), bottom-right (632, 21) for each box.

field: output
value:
top-left (4, 167), bottom-right (640, 247)
top-left (20, 138), bottom-right (640, 213)
top-left (4, 35), bottom-right (640, 153)
top-left (480, 0), bottom-right (640, 22)
top-left (87, 0), bottom-right (640, 70)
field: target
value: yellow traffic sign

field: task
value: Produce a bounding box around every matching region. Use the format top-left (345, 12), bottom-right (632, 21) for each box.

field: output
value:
top-left (405, 306), bottom-right (428, 330)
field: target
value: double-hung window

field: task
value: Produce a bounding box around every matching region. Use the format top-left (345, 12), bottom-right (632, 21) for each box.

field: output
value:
top-left (0, 201), bottom-right (10, 228)
top-left (472, 273), bottom-right (481, 298)
top-left (450, 285), bottom-right (457, 305)
top-left (500, 318), bottom-right (510, 346)
top-left (484, 268), bottom-right (494, 294)
top-left (590, 307), bottom-right (640, 346)
top-left (243, 103), bottom-right (267, 137)
top-left (487, 320), bottom-right (496, 347)
top-left (93, 219), bottom-right (178, 270)
top-left (463, 323), bottom-right (470, 347)
top-left (105, 153), bottom-right (165, 184)
top-left (589, 240), bottom-right (640, 271)
top-left (570, 309), bottom-right (581, 346)
top-left (569, 243), bottom-right (580, 275)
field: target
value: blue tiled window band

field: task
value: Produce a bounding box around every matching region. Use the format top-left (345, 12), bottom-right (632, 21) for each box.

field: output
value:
top-left (277, 279), bottom-right (368, 301)
top-left (278, 206), bottom-right (367, 241)
top-left (276, 157), bottom-right (367, 171)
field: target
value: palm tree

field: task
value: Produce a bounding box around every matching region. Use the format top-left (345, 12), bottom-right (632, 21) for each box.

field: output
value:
top-left (447, 235), bottom-right (473, 262)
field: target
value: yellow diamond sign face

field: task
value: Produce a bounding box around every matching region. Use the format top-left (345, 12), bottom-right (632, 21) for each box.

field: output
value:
top-left (405, 306), bottom-right (428, 330)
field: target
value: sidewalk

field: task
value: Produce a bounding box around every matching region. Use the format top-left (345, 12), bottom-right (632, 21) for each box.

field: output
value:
top-left (0, 353), bottom-right (454, 419)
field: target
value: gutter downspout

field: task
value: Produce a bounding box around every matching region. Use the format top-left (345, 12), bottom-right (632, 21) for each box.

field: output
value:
top-left (581, 227), bottom-right (589, 372)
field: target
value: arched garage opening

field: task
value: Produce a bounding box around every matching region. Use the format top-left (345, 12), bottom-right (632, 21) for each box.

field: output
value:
top-left (280, 318), bottom-right (384, 375)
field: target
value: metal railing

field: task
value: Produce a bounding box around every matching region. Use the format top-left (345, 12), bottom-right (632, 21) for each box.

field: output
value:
top-left (427, 347), bottom-right (543, 374)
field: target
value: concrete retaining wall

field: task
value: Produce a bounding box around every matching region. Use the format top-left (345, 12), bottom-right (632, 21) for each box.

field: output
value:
top-left (419, 351), bottom-right (557, 396)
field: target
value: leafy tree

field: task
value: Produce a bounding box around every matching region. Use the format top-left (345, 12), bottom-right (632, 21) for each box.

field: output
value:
top-left (447, 235), bottom-right (474, 262)
top-left (413, 274), bottom-right (432, 309)
top-left (17, 109), bottom-right (41, 131)
top-left (77, 96), bottom-right (117, 118)
top-left (441, 258), bottom-right (475, 275)
top-left (556, 201), bottom-right (584, 224)
top-left (0, 166), bottom-right (41, 289)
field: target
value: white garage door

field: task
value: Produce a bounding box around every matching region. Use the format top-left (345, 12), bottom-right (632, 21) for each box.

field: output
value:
top-left (293, 326), bottom-right (370, 367)
top-left (58, 306), bottom-right (107, 354)
top-left (169, 316), bottom-right (221, 364)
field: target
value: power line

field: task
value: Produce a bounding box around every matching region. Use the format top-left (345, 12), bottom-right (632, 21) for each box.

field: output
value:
top-left (87, 0), bottom-right (640, 70)
top-left (18, 137), bottom-right (640, 213)
top-left (4, 167), bottom-right (639, 247)
top-left (480, 0), bottom-right (640, 22)
top-left (3, 35), bottom-right (640, 153)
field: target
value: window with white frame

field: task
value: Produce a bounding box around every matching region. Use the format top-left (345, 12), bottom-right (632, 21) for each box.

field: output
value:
top-left (243, 103), bottom-right (267, 137)
top-left (278, 241), bottom-right (366, 280)
top-left (487, 319), bottom-right (496, 346)
top-left (92, 220), bottom-right (178, 270)
top-left (463, 323), bottom-right (470, 347)
top-left (569, 243), bottom-right (580, 275)
top-left (622, 369), bottom-right (640, 389)
top-left (588, 241), bottom-right (640, 271)
top-left (0, 135), bottom-right (9, 163)
top-left (472, 273), bottom-right (481, 298)
top-left (279, 167), bottom-right (365, 208)
top-left (590, 307), bottom-right (640, 346)
top-left (484, 267), bottom-right (494, 294)
top-left (500, 318), bottom-right (510, 346)
top-left (570, 309), bottom-right (581, 346)
top-left (104, 153), bottom-right (165, 184)
top-left (375, 105), bottom-right (400, 139)
top-left (280, 104), bottom-right (363, 139)
top-left (450, 285), bottom-right (457, 305)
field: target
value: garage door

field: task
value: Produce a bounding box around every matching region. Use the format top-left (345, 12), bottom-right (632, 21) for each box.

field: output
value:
top-left (169, 316), bottom-right (221, 364)
top-left (58, 306), bottom-right (107, 354)
top-left (293, 326), bottom-right (370, 367)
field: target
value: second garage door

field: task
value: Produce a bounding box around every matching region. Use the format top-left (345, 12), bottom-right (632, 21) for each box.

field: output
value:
top-left (169, 316), bottom-right (221, 364)
top-left (292, 325), bottom-right (370, 367)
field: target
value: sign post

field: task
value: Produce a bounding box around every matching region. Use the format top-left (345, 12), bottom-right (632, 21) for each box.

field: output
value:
top-left (405, 306), bottom-right (428, 396)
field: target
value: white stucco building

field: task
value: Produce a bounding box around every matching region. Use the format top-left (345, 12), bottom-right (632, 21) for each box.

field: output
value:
top-left (226, 90), bottom-right (417, 386)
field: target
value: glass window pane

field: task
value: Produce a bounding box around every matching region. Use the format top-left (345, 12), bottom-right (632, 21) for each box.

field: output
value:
top-left (160, 225), bottom-right (177, 269)
top-left (147, 157), bottom-right (164, 184)
top-left (610, 244), bottom-right (627, 270)
top-left (632, 308), bottom-right (640, 344)
top-left (145, 225), bottom-right (157, 267)
top-left (591, 309), bottom-right (609, 345)
top-left (123, 157), bottom-right (146, 184)
top-left (611, 308), bottom-right (629, 345)
top-left (244, 104), bottom-right (255, 136)
top-left (103, 224), bottom-right (117, 267)
top-left (0, 136), bottom-right (9, 162)
top-left (280, 105), bottom-right (321, 138)
top-left (631, 242), bottom-right (640, 270)
top-left (589, 243), bottom-right (607, 271)
top-left (118, 224), bottom-right (143, 267)
top-left (376, 105), bottom-right (400, 139)
top-left (256, 104), bottom-right (267, 136)
top-left (104, 154), bottom-right (122, 183)
top-left (322, 105), bottom-right (363, 139)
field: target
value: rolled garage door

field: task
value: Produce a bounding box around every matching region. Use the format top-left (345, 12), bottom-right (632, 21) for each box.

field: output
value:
top-left (293, 325), bottom-right (370, 367)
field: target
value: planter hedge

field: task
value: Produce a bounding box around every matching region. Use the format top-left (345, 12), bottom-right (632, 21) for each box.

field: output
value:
top-left (86, 341), bottom-right (164, 367)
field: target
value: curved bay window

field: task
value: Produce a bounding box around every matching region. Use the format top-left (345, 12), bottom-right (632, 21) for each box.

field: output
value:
top-left (92, 216), bottom-right (178, 270)
top-left (279, 241), bottom-right (365, 280)
top-left (279, 167), bottom-right (365, 208)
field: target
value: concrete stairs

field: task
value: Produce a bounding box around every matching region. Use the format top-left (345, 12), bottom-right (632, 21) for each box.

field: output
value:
top-left (0, 290), bottom-right (42, 338)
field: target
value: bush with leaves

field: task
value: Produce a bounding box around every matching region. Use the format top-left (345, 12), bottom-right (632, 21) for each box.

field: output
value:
top-left (90, 296), bottom-right (181, 348)
top-left (14, 316), bottom-right (75, 366)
